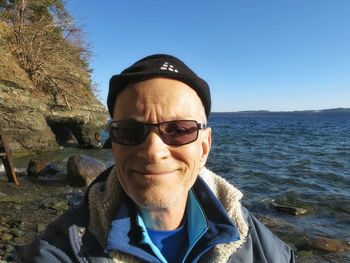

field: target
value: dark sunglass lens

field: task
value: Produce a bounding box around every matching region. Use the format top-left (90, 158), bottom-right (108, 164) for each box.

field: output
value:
top-left (110, 122), bottom-right (146, 145)
top-left (160, 121), bottom-right (198, 145)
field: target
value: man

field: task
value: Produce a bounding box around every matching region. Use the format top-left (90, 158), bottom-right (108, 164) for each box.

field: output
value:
top-left (21, 54), bottom-right (295, 262)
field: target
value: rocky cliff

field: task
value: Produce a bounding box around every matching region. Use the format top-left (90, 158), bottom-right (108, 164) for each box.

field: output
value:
top-left (0, 30), bottom-right (108, 157)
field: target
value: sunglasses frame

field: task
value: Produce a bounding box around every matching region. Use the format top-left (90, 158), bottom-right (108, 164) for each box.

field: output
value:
top-left (109, 120), bottom-right (207, 146)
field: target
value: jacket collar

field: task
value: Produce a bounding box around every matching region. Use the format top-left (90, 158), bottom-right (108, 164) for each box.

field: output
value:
top-left (87, 167), bottom-right (249, 263)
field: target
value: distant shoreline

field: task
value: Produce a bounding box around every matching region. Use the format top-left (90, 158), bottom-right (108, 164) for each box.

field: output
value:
top-left (211, 107), bottom-right (350, 115)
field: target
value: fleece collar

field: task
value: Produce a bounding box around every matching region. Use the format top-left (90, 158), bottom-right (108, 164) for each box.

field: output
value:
top-left (88, 167), bottom-right (249, 263)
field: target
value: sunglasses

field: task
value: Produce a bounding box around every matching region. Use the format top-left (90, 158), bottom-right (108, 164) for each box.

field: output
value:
top-left (109, 120), bottom-right (207, 146)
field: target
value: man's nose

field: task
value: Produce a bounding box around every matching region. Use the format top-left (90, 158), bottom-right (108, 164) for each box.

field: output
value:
top-left (137, 130), bottom-right (170, 162)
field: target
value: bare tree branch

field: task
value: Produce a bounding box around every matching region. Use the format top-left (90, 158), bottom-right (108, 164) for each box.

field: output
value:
top-left (0, 0), bottom-right (94, 106)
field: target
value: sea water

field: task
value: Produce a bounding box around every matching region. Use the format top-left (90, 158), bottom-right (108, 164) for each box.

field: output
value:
top-left (207, 112), bottom-right (350, 245)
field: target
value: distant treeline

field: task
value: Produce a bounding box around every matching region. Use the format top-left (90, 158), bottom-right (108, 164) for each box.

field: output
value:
top-left (212, 108), bottom-right (350, 115)
top-left (0, 0), bottom-right (94, 106)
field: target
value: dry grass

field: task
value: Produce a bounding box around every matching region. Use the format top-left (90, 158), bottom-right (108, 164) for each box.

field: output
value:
top-left (0, 23), bottom-right (33, 90)
top-left (0, 21), bottom-right (99, 106)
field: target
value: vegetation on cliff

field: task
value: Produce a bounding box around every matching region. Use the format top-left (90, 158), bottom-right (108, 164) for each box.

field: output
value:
top-left (0, 0), bottom-right (95, 107)
top-left (0, 0), bottom-right (108, 157)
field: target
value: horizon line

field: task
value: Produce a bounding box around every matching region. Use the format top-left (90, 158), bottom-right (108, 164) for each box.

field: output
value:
top-left (211, 107), bottom-right (350, 114)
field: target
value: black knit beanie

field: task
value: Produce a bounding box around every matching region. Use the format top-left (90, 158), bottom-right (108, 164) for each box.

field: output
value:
top-left (107, 54), bottom-right (211, 118)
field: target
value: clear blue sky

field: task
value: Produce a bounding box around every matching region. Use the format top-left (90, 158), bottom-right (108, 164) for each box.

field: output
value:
top-left (66, 0), bottom-right (350, 112)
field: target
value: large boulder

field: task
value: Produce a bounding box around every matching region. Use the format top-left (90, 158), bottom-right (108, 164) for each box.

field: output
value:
top-left (67, 154), bottom-right (106, 186)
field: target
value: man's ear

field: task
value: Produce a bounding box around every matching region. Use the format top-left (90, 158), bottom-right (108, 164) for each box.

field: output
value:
top-left (200, 127), bottom-right (211, 167)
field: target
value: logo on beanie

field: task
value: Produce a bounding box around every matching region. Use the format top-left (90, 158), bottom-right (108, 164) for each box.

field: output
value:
top-left (160, 62), bottom-right (178, 73)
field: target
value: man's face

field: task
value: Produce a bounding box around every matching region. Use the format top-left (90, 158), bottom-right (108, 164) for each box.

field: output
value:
top-left (112, 78), bottom-right (211, 209)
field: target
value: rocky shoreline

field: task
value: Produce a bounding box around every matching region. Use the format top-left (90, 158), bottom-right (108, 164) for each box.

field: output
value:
top-left (0, 174), bottom-right (83, 262)
top-left (0, 157), bottom-right (350, 262)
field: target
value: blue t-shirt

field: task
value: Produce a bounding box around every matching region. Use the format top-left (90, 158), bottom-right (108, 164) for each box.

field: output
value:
top-left (147, 222), bottom-right (188, 263)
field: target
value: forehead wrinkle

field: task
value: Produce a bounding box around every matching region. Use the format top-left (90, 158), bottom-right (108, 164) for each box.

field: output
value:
top-left (134, 102), bottom-right (198, 123)
top-left (133, 102), bottom-right (165, 122)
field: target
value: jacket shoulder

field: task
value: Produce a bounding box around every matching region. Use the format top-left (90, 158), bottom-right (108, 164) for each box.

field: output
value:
top-left (229, 208), bottom-right (295, 263)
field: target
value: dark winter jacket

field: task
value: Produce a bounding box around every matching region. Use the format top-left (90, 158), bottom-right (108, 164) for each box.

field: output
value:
top-left (20, 167), bottom-right (295, 263)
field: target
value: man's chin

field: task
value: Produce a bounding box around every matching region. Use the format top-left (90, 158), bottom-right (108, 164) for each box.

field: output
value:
top-left (133, 193), bottom-right (180, 210)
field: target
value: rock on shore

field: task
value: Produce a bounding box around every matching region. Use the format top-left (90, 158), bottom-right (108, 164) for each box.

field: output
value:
top-left (0, 48), bottom-right (108, 157)
top-left (67, 154), bottom-right (106, 186)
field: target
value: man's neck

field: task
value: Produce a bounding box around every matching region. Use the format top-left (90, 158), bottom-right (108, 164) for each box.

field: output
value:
top-left (138, 194), bottom-right (188, 231)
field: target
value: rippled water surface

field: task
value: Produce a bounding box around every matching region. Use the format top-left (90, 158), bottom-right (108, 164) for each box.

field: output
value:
top-left (206, 112), bottom-right (350, 243)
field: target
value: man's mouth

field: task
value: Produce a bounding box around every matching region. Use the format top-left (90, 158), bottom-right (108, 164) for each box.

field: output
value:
top-left (132, 169), bottom-right (176, 177)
